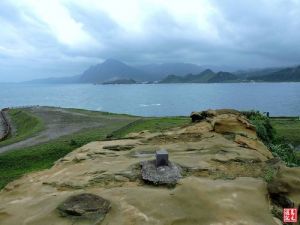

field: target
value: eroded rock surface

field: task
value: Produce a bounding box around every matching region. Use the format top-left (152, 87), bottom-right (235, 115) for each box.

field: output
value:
top-left (0, 109), bottom-right (299, 225)
top-left (57, 193), bottom-right (110, 223)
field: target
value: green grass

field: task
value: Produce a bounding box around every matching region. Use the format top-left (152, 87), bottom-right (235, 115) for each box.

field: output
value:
top-left (297, 151), bottom-right (300, 160)
top-left (0, 122), bottom-right (128, 189)
top-left (0, 116), bottom-right (189, 189)
top-left (270, 118), bottom-right (300, 146)
top-left (0, 109), bottom-right (44, 147)
top-left (270, 118), bottom-right (300, 164)
top-left (110, 117), bottom-right (190, 138)
top-left (269, 118), bottom-right (300, 164)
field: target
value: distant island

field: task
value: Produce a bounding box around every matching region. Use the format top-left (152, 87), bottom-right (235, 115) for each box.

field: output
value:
top-left (102, 79), bottom-right (137, 85)
top-left (25, 59), bottom-right (300, 84)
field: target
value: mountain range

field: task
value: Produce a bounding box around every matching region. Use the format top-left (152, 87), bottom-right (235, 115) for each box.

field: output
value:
top-left (248, 66), bottom-right (300, 82)
top-left (25, 59), bottom-right (300, 84)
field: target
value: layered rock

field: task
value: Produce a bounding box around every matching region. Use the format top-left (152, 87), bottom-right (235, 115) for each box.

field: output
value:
top-left (0, 109), bottom-right (299, 225)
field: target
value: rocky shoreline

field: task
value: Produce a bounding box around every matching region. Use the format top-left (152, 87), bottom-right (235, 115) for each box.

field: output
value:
top-left (0, 109), bottom-right (299, 225)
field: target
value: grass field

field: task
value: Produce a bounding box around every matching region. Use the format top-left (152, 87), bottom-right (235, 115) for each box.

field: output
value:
top-left (0, 109), bottom-right (44, 148)
top-left (110, 117), bottom-right (190, 139)
top-left (270, 118), bottom-right (300, 146)
top-left (270, 118), bottom-right (300, 162)
top-left (0, 108), bottom-right (190, 189)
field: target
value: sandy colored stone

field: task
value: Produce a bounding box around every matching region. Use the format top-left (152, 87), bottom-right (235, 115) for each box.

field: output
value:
top-left (0, 177), bottom-right (280, 225)
top-left (212, 114), bottom-right (257, 139)
top-left (181, 121), bottom-right (213, 134)
top-left (74, 153), bottom-right (89, 162)
top-left (235, 134), bottom-right (273, 159)
top-left (268, 165), bottom-right (300, 208)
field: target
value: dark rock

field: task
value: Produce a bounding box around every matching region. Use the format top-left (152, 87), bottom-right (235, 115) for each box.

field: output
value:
top-left (103, 144), bottom-right (135, 151)
top-left (190, 110), bottom-right (218, 122)
top-left (141, 160), bottom-right (182, 185)
top-left (270, 193), bottom-right (295, 208)
top-left (57, 193), bottom-right (111, 222)
top-left (105, 134), bottom-right (113, 139)
top-left (190, 111), bottom-right (205, 122)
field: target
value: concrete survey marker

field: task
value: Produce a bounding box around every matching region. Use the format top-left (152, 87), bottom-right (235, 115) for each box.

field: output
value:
top-left (156, 149), bottom-right (169, 167)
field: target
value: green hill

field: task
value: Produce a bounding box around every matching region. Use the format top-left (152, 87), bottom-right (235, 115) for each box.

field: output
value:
top-left (160, 69), bottom-right (238, 83)
top-left (249, 66), bottom-right (300, 82)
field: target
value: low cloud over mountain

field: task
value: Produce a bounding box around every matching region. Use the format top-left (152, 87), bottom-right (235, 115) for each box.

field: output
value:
top-left (1, 0), bottom-right (300, 81)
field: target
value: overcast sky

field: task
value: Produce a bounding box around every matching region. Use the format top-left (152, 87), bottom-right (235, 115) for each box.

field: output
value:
top-left (1, 0), bottom-right (300, 81)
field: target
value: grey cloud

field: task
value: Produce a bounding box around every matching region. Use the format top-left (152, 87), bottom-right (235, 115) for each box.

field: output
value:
top-left (212, 0), bottom-right (300, 62)
top-left (1, 0), bottom-right (300, 81)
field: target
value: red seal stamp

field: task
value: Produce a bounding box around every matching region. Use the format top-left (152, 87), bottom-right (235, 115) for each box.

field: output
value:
top-left (283, 208), bottom-right (298, 223)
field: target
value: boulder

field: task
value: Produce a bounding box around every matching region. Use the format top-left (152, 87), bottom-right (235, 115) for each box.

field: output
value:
top-left (57, 193), bottom-right (111, 222)
top-left (190, 111), bottom-right (205, 122)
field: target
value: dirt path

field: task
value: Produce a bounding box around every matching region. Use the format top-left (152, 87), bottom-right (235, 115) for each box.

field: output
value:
top-left (0, 107), bottom-right (136, 153)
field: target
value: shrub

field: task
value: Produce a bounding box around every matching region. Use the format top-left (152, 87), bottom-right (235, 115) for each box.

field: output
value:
top-left (244, 111), bottom-right (275, 144)
top-left (69, 139), bottom-right (79, 146)
top-left (263, 167), bottom-right (276, 182)
top-left (243, 110), bottom-right (299, 167)
top-left (268, 143), bottom-right (299, 167)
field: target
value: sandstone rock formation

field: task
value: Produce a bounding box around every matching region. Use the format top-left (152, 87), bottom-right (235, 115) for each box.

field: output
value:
top-left (0, 109), bottom-right (299, 225)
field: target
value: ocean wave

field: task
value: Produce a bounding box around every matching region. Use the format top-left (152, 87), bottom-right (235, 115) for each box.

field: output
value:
top-left (139, 103), bottom-right (161, 107)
